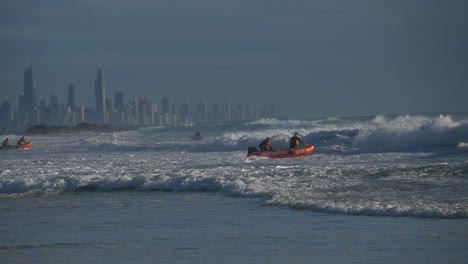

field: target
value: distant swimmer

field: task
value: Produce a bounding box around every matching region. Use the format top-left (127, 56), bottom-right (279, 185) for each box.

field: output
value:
top-left (289, 132), bottom-right (305, 149)
top-left (259, 137), bottom-right (273, 151)
top-left (2, 138), bottom-right (9, 147)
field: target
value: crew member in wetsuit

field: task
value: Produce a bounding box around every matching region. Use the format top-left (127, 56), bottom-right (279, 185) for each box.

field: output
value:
top-left (289, 132), bottom-right (305, 149)
top-left (259, 137), bottom-right (273, 151)
top-left (17, 136), bottom-right (25, 145)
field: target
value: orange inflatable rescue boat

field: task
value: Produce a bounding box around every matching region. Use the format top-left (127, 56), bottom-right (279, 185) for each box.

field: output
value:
top-left (0, 141), bottom-right (33, 150)
top-left (247, 144), bottom-right (314, 159)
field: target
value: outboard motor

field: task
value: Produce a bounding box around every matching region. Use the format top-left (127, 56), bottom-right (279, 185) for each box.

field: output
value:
top-left (247, 146), bottom-right (258, 156)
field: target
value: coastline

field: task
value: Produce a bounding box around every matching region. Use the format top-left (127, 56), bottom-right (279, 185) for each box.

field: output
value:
top-left (24, 123), bottom-right (138, 135)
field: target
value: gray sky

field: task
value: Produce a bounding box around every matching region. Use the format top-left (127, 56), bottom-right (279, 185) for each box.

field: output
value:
top-left (1, 0), bottom-right (467, 118)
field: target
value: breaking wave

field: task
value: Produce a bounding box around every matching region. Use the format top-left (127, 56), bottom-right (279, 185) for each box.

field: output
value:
top-left (190, 114), bottom-right (468, 154)
top-left (2, 163), bottom-right (467, 219)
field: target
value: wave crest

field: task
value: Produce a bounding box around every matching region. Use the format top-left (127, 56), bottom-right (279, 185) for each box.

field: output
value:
top-left (353, 115), bottom-right (468, 152)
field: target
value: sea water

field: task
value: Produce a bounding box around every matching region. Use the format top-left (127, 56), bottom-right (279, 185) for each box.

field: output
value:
top-left (1, 113), bottom-right (467, 263)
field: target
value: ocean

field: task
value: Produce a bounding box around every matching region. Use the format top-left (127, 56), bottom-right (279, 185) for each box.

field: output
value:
top-left (1, 113), bottom-right (467, 263)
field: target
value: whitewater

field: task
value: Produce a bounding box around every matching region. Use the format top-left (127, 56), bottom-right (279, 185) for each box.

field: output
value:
top-left (1, 113), bottom-right (468, 263)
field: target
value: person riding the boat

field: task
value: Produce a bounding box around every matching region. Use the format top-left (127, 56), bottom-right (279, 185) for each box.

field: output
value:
top-left (259, 137), bottom-right (273, 151)
top-left (289, 132), bottom-right (305, 149)
top-left (2, 138), bottom-right (9, 147)
top-left (17, 136), bottom-right (26, 145)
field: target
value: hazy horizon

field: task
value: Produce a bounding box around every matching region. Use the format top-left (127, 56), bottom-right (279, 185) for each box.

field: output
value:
top-left (1, 0), bottom-right (467, 118)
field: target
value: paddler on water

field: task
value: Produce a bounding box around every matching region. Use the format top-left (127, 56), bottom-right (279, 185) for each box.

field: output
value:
top-left (2, 138), bottom-right (9, 147)
top-left (191, 130), bottom-right (202, 140)
top-left (289, 132), bottom-right (305, 149)
top-left (259, 137), bottom-right (273, 151)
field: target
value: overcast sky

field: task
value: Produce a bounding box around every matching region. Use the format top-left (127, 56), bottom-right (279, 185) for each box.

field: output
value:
top-left (1, 0), bottom-right (467, 118)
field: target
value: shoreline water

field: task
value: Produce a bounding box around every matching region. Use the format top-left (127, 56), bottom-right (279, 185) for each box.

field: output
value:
top-left (1, 191), bottom-right (467, 263)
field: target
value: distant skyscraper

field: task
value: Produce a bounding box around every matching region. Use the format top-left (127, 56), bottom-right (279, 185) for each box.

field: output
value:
top-left (198, 101), bottom-right (208, 123)
top-left (181, 102), bottom-right (190, 118)
top-left (23, 65), bottom-right (37, 124)
top-left (161, 97), bottom-right (172, 125)
top-left (162, 97), bottom-right (170, 114)
top-left (49, 94), bottom-right (59, 125)
top-left (106, 98), bottom-right (114, 112)
top-left (224, 104), bottom-right (231, 121)
top-left (138, 97), bottom-right (149, 126)
top-left (132, 97), bottom-right (140, 125)
top-left (95, 69), bottom-right (106, 124)
top-left (114, 92), bottom-right (124, 113)
top-left (212, 104), bottom-right (222, 122)
top-left (0, 101), bottom-right (13, 131)
top-left (67, 84), bottom-right (76, 109)
top-left (237, 104), bottom-right (245, 121)
top-left (77, 105), bottom-right (85, 123)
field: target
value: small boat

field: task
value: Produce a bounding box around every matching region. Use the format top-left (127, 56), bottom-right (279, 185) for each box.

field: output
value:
top-left (247, 144), bottom-right (314, 159)
top-left (0, 141), bottom-right (33, 150)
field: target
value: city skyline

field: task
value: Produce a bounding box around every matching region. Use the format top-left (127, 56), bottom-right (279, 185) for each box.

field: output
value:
top-left (4, 65), bottom-right (271, 114)
top-left (4, 65), bottom-right (267, 110)
top-left (0, 65), bottom-right (275, 132)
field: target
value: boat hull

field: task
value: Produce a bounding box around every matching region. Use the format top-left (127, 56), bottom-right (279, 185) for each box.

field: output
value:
top-left (0, 141), bottom-right (33, 150)
top-left (248, 144), bottom-right (314, 159)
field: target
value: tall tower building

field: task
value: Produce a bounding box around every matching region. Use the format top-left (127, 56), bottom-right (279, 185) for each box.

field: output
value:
top-left (162, 96), bottom-right (170, 114)
top-left (224, 103), bottom-right (231, 121)
top-left (68, 84), bottom-right (76, 109)
top-left (198, 101), bottom-right (208, 123)
top-left (0, 101), bottom-right (13, 131)
top-left (161, 97), bottom-right (171, 125)
top-left (114, 92), bottom-right (124, 113)
top-left (95, 69), bottom-right (106, 124)
top-left (23, 65), bottom-right (37, 124)
top-left (132, 97), bottom-right (140, 125)
top-left (237, 104), bottom-right (245, 121)
top-left (181, 102), bottom-right (190, 118)
top-left (106, 98), bottom-right (114, 112)
top-left (49, 94), bottom-right (59, 125)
